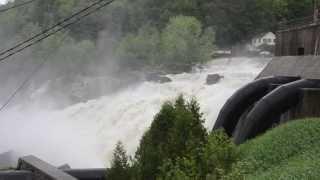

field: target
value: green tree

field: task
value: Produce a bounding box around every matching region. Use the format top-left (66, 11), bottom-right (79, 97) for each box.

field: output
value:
top-left (116, 16), bottom-right (215, 72)
top-left (106, 141), bottom-right (131, 180)
top-left (134, 95), bottom-right (208, 180)
top-left (157, 129), bottom-right (239, 180)
top-left (116, 25), bottom-right (161, 69)
top-left (161, 16), bottom-right (214, 71)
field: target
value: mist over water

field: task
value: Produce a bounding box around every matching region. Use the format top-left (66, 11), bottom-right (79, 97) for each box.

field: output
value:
top-left (0, 57), bottom-right (269, 168)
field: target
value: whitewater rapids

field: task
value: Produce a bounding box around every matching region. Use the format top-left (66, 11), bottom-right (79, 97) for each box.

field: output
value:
top-left (0, 57), bottom-right (269, 168)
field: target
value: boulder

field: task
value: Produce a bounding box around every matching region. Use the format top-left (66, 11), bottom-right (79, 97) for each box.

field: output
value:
top-left (58, 164), bottom-right (71, 170)
top-left (146, 73), bottom-right (172, 83)
top-left (206, 74), bottom-right (223, 85)
top-left (158, 76), bottom-right (172, 83)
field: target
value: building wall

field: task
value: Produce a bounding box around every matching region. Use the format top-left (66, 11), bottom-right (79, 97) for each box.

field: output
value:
top-left (252, 32), bottom-right (276, 48)
top-left (275, 24), bottom-right (320, 56)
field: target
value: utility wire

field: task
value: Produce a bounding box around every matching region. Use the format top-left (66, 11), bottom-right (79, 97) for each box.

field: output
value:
top-left (0, 57), bottom-right (47, 112)
top-left (0, 0), bottom-right (111, 57)
top-left (0, 30), bottom-right (70, 113)
top-left (0, 0), bottom-right (115, 62)
top-left (0, 0), bottom-right (115, 112)
top-left (0, 0), bottom-right (36, 13)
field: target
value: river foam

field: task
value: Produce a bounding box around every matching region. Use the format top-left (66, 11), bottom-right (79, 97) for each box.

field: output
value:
top-left (0, 57), bottom-right (269, 168)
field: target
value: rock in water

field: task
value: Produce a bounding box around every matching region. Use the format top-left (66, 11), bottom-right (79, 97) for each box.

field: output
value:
top-left (58, 164), bottom-right (71, 170)
top-left (146, 73), bottom-right (172, 84)
top-left (206, 74), bottom-right (223, 85)
top-left (159, 76), bottom-right (172, 83)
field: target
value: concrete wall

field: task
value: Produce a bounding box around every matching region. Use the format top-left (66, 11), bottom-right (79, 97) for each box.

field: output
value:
top-left (0, 170), bottom-right (33, 180)
top-left (18, 156), bottom-right (77, 180)
top-left (0, 155), bottom-right (107, 180)
top-left (258, 56), bottom-right (320, 79)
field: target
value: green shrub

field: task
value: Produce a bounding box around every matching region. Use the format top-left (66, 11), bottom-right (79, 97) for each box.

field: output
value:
top-left (157, 129), bottom-right (239, 180)
top-left (203, 130), bottom-right (239, 179)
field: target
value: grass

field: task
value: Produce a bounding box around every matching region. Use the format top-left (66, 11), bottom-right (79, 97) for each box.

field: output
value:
top-left (224, 118), bottom-right (320, 180)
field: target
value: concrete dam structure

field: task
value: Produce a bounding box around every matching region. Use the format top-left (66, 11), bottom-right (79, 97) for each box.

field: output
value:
top-left (214, 56), bottom-right (320, 144)
top-left (0, 155), bottom-right (106, 180)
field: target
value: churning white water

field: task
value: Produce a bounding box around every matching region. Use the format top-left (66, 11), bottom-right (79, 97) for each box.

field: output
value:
top-left (0, 57), bottom-right (269, 168)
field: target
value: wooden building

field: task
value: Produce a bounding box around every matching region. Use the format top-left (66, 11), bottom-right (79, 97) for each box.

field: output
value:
top-left (275, 17), bottom-right (320, 56)
top-left (275, 1), bottom-right (320, 56)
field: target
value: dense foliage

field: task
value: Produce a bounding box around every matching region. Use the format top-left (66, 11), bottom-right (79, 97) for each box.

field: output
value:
top-left (0, 0), bottom-right (315, 73)
top-left (107, 96), bottom-right (239, 180)
top-left (108, 102), bottom-right (320, 179)
top-left (116, 16), bottom-right (215, 72)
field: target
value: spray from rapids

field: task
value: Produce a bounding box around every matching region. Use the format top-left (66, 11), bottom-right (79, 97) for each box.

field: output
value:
top-left (0, 57), bottom-right (269, 168)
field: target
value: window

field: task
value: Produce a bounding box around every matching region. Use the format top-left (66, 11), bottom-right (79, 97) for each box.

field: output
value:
top-left (263, 39), bottom-right (267, 43)
top-left (298, 47), bottom-right (305, 56)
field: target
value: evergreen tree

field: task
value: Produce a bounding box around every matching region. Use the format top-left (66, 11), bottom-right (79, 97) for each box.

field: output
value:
top-left (134, 95), bottom-right (208, 180)
top-left (106, 141), bottom-right (131, 180)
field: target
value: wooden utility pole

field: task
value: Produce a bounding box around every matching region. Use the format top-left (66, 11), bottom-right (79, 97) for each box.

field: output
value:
top-left (314, 0), bottom-right (320, 55)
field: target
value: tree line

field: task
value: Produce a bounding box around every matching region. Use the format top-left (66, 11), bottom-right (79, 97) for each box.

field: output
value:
top-left (0, 0), bottom-right (314, 73)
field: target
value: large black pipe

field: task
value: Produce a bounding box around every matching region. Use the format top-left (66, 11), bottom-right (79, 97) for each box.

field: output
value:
top-left (213, 76), bottom-right (300, 136)
top-left (234, 79), bottom-right (320, 144)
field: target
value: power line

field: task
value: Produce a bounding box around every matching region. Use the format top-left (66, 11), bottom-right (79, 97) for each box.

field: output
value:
top-left (0, 57), bottom-right (46, 112)
top-left (0, 30), bottom-right (70, 113)
top-left (0, 0), bottom-right (112, 58)
top-left (0, 0), bottom-right (115, 112)
top-left (0, 0), bottom-right (115, 62)
top-left (0, 0), bottom-right (37, 13)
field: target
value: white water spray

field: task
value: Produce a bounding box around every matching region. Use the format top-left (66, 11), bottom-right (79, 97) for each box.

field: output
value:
top-left (0, 57), bottom-right (269, 168)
